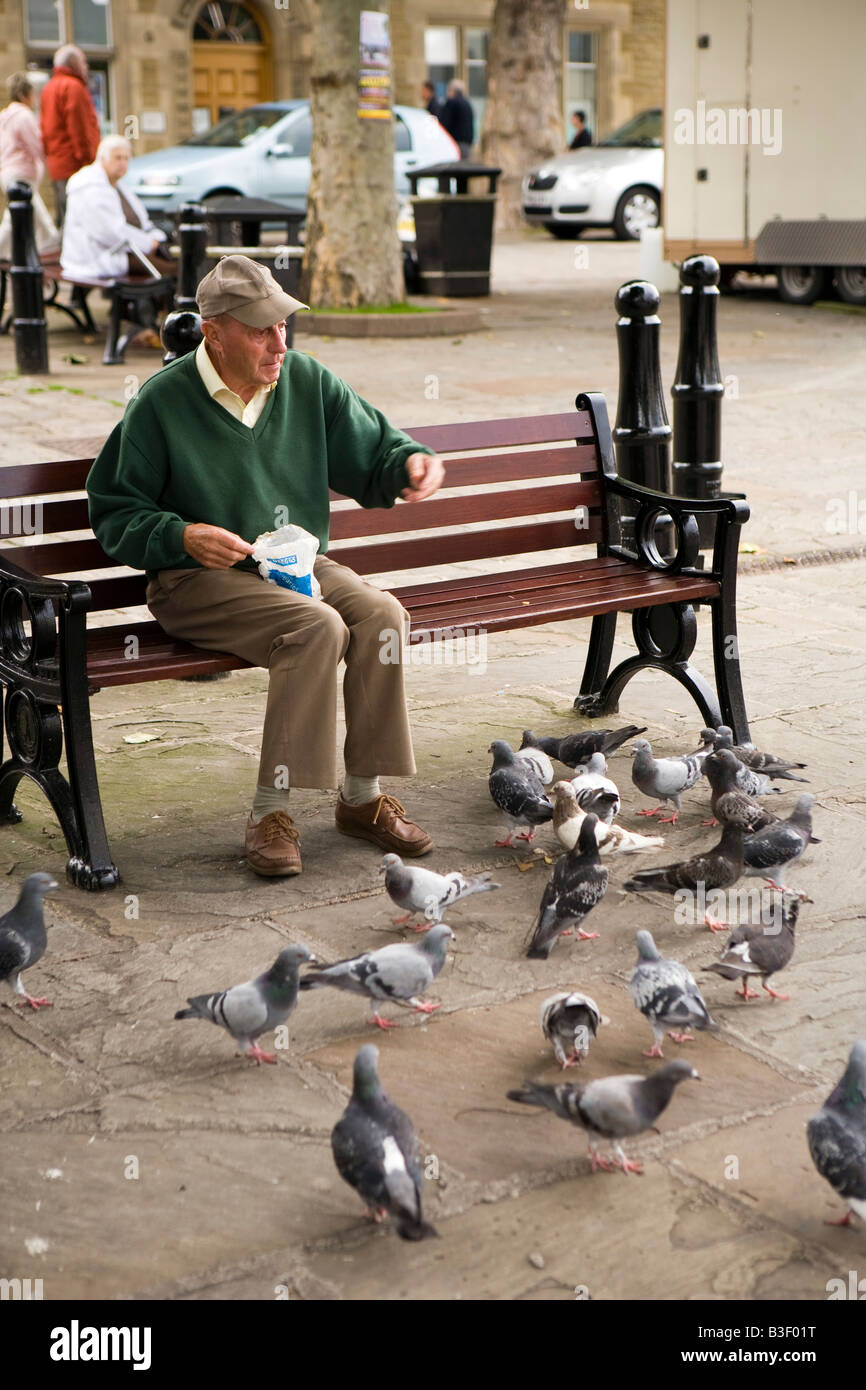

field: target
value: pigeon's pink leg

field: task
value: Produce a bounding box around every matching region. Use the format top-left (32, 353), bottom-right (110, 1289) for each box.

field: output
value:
top-left (657, 811), bottom-right (680, 825)
top-left (642, 1041), bottom-right (664, 1059)
top-left (392, 912), bottom-right (414, 926)
top-left (577, 928), bottom-right (600, 941)
top-left (562, 1054), bottom-right (583, 1069)
top-left (516, 829), bottom-right (536, 842)
top-left (637, 807), bottom-right (666, 819)
top-left (411, 1000), bottom-right (441, 1015)
top-left (735, 980), bottom-right (761, 999)
top-left (404, 921), bottom-right (433, 934)
top-left (16, 994), bottom-right (53, 1010)
top-left (668, 1030), bottom-right (695, 1044)
top-left (494, 832), bottom-right (515, 847)
top-left (588, 1146), bottom-right (614, 1172)
top-left (362, 1207), bottom-right (387, 1223)
top-left (762, 983), bottom-right (790, 1001)
top-left (704, 912), bottom-right (729, 933)
top-left (245, 1043), bottom-right (277, 1065)
top-left (824, 1210), bottom-right (854, 1227)
top-left (559, 929), bottom-right (573, 936)
top-left (701, 817), bottom-right (720, 827)
top-left (369, 1012), bottom-right (399, 1030)
top-left (614, 1153), bottom-right (644, 1176)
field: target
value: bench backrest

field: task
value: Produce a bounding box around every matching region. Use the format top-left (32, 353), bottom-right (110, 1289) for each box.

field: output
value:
top-left (0, 409), bottom-right (605, 612)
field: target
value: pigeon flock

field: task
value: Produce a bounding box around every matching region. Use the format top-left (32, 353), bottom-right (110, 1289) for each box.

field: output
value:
top-left (2, 719), bottom-right (862, 1246)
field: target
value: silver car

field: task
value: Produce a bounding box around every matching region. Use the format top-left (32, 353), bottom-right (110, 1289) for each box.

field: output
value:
top-left (522, 109), bottom-right (663, 240)
top-left (128, 100), bottom-right (459, 226)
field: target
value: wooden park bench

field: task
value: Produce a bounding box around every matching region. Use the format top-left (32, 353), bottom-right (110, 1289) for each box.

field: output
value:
top-left (0, 391), bottom-right (750, 890)
top-left (0, 258), bottom-right (172, 364)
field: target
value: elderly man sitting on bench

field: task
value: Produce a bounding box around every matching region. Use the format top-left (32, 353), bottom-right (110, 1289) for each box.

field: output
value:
top-left (87, 255), bottom-right (445, 878)
top-left (61, 133), bottom-right (173, 281)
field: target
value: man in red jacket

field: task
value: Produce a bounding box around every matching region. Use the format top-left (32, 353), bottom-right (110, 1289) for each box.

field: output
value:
top-left (40, 45), bottom-right (100, 227)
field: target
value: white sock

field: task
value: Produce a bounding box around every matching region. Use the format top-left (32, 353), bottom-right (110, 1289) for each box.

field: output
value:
top-left (342, 774), bottom-right (381, 805)
top-left (251, 784), bottom-right (291, 822)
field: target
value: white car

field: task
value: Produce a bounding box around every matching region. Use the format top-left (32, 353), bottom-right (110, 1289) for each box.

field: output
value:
top-left (522, 109), bottom-right (663, 240)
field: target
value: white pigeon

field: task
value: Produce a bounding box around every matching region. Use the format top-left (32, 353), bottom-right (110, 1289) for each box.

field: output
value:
top-left (551, 782), bottom-right (664, 855)
top-left (571, 752), bottom-right (621, 818)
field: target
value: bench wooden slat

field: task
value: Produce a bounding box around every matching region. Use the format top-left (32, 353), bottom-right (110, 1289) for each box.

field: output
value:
top-left (429, 444), bottom-right (598, 484)
top-left (328, 481), bottom-right (599, 540)
top-left (401, 411), bottom-right (591, 452)
top-left (392, 553), bottom-right (627, 605)
top-left (329, 517), bottom-right (602, 573)
top-left (0, 459), bottom-right (93, 495)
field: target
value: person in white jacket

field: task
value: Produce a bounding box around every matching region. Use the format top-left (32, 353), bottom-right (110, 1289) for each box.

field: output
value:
top-left (61, 134), bottom-right (173, 281)
top-left (0, 73), bottom-right (60, 259)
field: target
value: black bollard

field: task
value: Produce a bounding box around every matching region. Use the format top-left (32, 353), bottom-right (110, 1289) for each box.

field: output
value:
top-left (671, 255), bottom-right (723, 543)
top-left (613, 280), bottom-right (672, 552)
top-left (161, 203), bottom-right (206, 364)
top-left (8, 183), bottom-right (48, 374)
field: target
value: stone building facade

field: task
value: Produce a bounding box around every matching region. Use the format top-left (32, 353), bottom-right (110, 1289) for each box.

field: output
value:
top-left (0, 0), bottom-right (663, 155)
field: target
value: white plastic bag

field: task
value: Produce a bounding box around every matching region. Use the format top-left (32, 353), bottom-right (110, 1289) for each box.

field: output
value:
top-left (251, 523), bottom-right (322, 600)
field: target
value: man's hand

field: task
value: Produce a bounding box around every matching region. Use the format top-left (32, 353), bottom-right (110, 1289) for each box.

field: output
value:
top-left (183, 523), bottom-right (255, 569)
top-left (401, 452), bottom-right (445, 503)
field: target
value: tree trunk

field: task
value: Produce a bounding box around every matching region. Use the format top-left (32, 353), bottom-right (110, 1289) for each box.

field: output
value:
top-left (301, 0), bottom-right (404, 307)
top-left (481, 0), bottom-right (565, 231)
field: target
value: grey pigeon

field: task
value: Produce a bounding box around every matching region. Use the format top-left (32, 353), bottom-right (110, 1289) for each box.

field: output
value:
top-left (174, 944), bottom-right (314, 1064)
top-left (742, 794), bottom-right (817, 895)
top-left (623, 822), bottom-right (745, 930)
top-left (299, 924), bottom-right (454, 1029)
top-left (807, 1040), bottom-right (866, 1227)
top-left (704, 749), bottom-right (779, 833)
top-left (711, 726), bottom-right (808, 781)
top-left (520, 725), bottom-right (647, 770)
top-left (631, 738), bottom-right (704, 823)
top-left (0, 872), bottom-right (59, 1010)
top-left (629, 930), bottom-right (718, 1058)
top-left (571, 753), bottom-right (621, 818)
top-left (507, 1059), bottom-right (699, 1174)
top-left (488, 739), bottom-right (553, 845)
top-left (331, 1044), bottom-right (438, 1241)
top-left (381, 853), bottom-right (499, 930)
top-left (526, 814), bottom-right (608, 959)
top-left (695, 728), bottom-right (781, 796)
top-left (541, 991), bottom-right (608, 1068)
top-left (514, 744), bottom-right (554, 786)
top-left (703, 897), bottom-right (799, 1000)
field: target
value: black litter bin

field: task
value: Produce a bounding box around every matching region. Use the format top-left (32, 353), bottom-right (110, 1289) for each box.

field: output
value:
top-left (407, 162), bottom-right (501, 296)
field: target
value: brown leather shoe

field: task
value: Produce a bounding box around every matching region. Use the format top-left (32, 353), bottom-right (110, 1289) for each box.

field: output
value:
top-left (335, 792), bottom-right (434, 856)
top-left (245, 811), bottom-right (302, 876)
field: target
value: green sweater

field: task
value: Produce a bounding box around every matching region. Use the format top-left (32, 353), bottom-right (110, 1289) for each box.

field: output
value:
top-left (86, 350), bottom-right (430, 576)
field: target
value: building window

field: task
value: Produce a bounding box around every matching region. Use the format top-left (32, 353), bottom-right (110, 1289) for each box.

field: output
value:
top-left (24, 0), bottom-right (112, 50)
top-left (193, 1), bottom-right (264, 43)
top-left (565, 29), bottom-right (597, 143)
top-left (424, 25), bottom-right (488, 138)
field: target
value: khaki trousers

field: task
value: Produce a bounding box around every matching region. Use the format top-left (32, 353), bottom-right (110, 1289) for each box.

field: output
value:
top-left (146, 555), bottom-right (416, 790)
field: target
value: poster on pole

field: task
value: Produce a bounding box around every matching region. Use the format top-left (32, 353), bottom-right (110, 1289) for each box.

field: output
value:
top-left (358, 10), bottom-right (392, 119)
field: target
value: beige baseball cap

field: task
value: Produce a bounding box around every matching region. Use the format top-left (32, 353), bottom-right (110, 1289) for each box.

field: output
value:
top-left (196, 254), bottom-right (309, 327)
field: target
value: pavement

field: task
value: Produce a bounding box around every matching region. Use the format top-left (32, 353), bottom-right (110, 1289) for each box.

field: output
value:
top-left (0, 231), bottom-right (864, 1303)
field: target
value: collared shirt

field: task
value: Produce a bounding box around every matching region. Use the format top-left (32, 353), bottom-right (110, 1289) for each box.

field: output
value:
top-left (194, 338), bottom-right (277, 428)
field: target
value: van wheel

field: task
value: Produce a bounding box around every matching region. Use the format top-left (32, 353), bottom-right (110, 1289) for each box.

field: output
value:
top-left (835, 266), bottom-right (866, 305)
top-left (776, 265), bottom-right (829, 304)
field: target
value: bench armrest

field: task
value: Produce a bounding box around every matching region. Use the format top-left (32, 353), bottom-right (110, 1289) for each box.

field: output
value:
top-left (607, 474), bottom-right (750, 523)
top-left (0, 554), bottom-right (92, 613)
top-left (602, 477), bottom-right (749, 581)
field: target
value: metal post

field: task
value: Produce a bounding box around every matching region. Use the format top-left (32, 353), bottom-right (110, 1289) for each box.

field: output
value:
top-left (671, 254), bottom-right (723, 512)
top-left (613, 280), bottom-right (671, 554)
top-left (8, 183), bottom-right (48, 374)
top-left (161, 203), bottom-right (206, 364)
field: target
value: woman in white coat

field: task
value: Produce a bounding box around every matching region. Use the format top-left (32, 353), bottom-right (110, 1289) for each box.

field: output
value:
top-left (0, 73), bottom-right (61, 259)
top-left (61, 134), bottom-right (173, 281)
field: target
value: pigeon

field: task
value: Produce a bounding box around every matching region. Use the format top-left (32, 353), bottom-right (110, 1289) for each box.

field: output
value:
top-left (174, 944), bottom-right (315, 1064)
top-left (631, 738), bottom-right (705, 823)
top-left (0, 872), bottom-right (59, 1010)
top-left (704, 749), bottom-right (779, 833)
top-left (514, 745), bottom-right (554, 787)
top-left (520, 725), bottom-right (647, 770)
top-left (299, 924), bottom-right (454, 1030)
top-left (507, 1059), bottom-right (700, 1175)
top-left (623, 822), bottom-right (745, 930)
top-left (702, 897), bottom-right (799, 1000)
top-left (807, 1040), bottom-right (866, 1227)
top-left (551, 781), bottom-right (664, 855)
top-left (629, 930), bottom-right (718, 1058)
top-left (694, 728), bottom-right (781, 797)
top-left (711, 726), bottom-right (808, 782)
top-left (540, 991), bottom-right (608, 1068)
top-left (526, 813), bottom-right (608, 959)
top-left (571, 753), bottom-right (621, 818)
top-left (331, 1044), bottom-right (438, 1241)
top-left (742, 794), bottom-right (817, 895)
top-left (381, 853), bottom-right (499, 930)
top-left (488, 740), bottom-right (553, 845)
